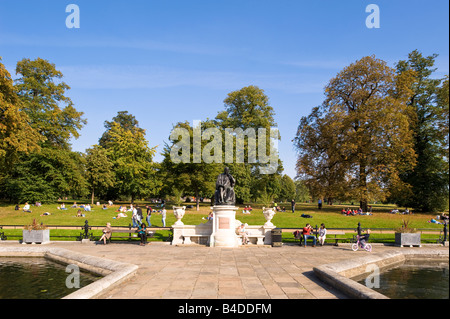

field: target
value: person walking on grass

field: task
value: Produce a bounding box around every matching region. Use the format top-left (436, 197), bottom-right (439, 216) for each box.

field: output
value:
top-left (146, 205), bottom-right (152, 227)
top-left (160, 208), bottom-right (167, 227)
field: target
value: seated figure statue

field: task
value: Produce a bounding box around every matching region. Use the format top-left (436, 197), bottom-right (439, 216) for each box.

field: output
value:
top-left (214, 167), bottom-right (236, 206)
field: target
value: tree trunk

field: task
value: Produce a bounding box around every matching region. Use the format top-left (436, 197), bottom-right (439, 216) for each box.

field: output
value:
top-left (91, 189), bottom-right (95, 205)
top-left (196, 190), bottom-right (200, 211)
top-left (359, 161), bottom-right (368, 212)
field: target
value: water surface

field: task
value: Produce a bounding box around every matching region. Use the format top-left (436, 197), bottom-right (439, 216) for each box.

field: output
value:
top-left (357, 262), bottom-right (449, 299)
top-left (0, 258), bottom-right (101, 299)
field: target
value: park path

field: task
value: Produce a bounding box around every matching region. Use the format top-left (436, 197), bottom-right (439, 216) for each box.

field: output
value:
top-left (44, 241), bottom-right (448, 299)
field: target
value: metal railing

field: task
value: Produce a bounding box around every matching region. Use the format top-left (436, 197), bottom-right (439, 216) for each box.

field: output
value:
top-left (0, 221), bottom-right (173, 242)
top-left (1, 221), bottom-right (448, 245)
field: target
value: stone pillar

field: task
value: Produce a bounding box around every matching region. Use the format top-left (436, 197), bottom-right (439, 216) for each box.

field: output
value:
top-left (211, 205), bottom-right (239, 247)
top-left (172, 225), bottom-right (184, 245)
top-left (263, 225), bottom-right (277, 245)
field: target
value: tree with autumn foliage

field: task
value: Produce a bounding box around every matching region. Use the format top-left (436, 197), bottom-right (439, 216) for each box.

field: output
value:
top-left (294, 55), bottom-right (417, 212)
top-left (1, 57), bottom-right (88, 202)
top-left (0, 58), bottom-right (41, 169)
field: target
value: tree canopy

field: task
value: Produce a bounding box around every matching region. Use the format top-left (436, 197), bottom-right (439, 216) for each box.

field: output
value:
top-left (295, 55), bottom-right (417, 211)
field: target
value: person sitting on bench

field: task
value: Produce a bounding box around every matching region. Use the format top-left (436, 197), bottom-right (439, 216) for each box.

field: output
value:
top-left (99, 222), bottom-right (112, 245)
top-left (138, 222), bottom-right (148, 246)
top-left (303, 223), bottom-right (316, 247)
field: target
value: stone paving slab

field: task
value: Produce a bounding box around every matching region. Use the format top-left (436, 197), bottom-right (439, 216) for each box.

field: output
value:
top-left (1, 241), bottom-right (448, 300)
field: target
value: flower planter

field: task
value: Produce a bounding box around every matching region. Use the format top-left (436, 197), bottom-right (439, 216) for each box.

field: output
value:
top-left (395, 232), bottom-right (421, 247)
top-left (22, 229), bottom-right (50, 244)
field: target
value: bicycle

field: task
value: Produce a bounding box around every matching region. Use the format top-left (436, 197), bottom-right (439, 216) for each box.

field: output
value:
top-left (352, 235), bottom-right (372, 252)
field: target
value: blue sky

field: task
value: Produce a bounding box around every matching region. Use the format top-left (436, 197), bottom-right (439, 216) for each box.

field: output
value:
top-left (1, 0), bottom-right (449, 178)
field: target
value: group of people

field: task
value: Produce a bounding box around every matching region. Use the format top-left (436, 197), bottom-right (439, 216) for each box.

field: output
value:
top-left (294, 223), bottom-right (326, 247)
top-left (242, 206), bottom-right (253, 214)
top-left (15, 202), bottom-right (32, 213)
top-left (116, 204), bottom-right (167, 228)
top-left (341, 207), bottom-right (373, 216)
top-left (389, 208), bottom-right (412, 215)
top-left (99, 221), bottom-right (150, 246)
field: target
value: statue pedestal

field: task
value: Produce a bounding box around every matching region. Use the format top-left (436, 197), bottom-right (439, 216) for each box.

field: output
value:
top-left (210, 205), bottom-right (239, 247)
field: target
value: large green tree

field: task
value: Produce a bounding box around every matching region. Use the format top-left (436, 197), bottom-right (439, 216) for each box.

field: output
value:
top-left (85, 145), bottom-right (115, 204)
top-left (216, 85), bottom-right (282, 202)
top-left (15, 58), bottom-right (86, 149)
top-left (2, 148), bottom-right (89, 203)
top-left (100, 112), bottom-right (159, 202)
top-left (161, 120), bottom-right (223, 210)
top-left (394, 50), bottom-right (449, 212)
top-left (1, 58), bottom-right (87, 202)
top-left (278, 175), bottom-right (296, 202)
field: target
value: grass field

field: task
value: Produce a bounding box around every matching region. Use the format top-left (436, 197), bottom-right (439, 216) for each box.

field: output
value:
top-left (1, 201), bottom-right (447, 243)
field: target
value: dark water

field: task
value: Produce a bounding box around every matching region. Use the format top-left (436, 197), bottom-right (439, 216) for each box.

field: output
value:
top-left (0, 258), bottom-right (101, 299)
top-left (357, 263), bottom-right (449, 299)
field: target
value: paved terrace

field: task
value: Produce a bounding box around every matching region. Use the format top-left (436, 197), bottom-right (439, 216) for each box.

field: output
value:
top-left (2, 241), bottom-right (449, 299)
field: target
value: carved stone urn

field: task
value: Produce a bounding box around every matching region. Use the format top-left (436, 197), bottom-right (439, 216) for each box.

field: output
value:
top-left (173, 206), bottom-right (186, 226)
top-left (262, 207), bottom-right (276, 227)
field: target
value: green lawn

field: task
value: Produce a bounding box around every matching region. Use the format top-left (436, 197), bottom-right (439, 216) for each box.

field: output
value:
top-left (1, 201), bottom-right (446, 243)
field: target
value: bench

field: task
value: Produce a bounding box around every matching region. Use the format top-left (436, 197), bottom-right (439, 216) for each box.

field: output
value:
top-left (107, 228), bottom-right (155, 243)
top-left (325, 231), bottom-right (348, 246)
top-left (182, 234), bottom-right (209, 245)
top-left (293, 230), bottom-right (348, 246)
top-left (238, 234), bottom-right (265, 245)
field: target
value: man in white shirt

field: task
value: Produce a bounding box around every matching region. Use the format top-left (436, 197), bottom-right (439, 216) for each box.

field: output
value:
top-left (23, 202), bottom-right (32, 213)
top-left (161, 208), bottom-right (167, 227)
top-left (132, 206), bottom-right (139, 228)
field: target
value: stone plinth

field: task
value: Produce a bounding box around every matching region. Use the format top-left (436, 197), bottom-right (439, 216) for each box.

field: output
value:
top-left (171, 205), bottom-right (276, 247)
top-left (211, 205), bottom-right (239, 247)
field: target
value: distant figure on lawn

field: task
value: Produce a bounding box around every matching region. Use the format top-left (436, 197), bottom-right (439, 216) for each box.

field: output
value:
top-left (22, 202), bottom-right (32, 213)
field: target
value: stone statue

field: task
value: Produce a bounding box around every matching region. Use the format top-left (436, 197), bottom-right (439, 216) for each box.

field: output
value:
top-left (215, 167), bottom-right (236, 206)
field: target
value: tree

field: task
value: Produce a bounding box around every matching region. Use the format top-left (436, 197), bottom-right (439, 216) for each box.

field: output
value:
top-left (278, 175), bottom-right (296, 202)
top-left (1, 58), bottom-right (87, 202)
top-left (218, 85), bottom-right (276, 130)
top-left (295, 106), bottom-right (352, 204)
top-left (295, 56), bottom-right (416, 211)
top-left (294, 179), bottom-right (311, 203)
top-left (0, 58), bottom-right (41, 168)
top-left (14, 58), bottom-right (86, 150)
top-left (1, 148), bottom-right (89, 203)
top-left (85, 145), bottom-right (115, 204)
top-left (161, 121), bottom-right (223, 210)
top-left (101, 113), bottom-right (158, 202)
top-left (216, 85), bottom-right (282, 202)
top-left (99, 111), bottom-right (144, 147)
top-left (394, 51), bottom-right (449, 212)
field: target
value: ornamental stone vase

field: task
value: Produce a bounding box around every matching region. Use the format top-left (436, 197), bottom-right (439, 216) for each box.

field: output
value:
top-left (263, 207), bottom-right (276, 227)
top-left (173, 206), bottom-right (186, 226)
